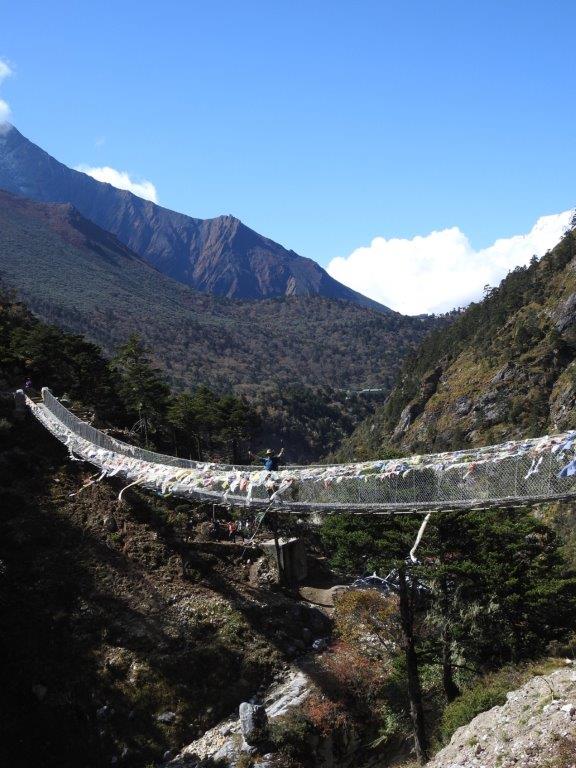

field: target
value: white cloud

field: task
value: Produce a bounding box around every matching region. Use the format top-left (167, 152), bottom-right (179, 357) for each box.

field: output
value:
top-left (0, 59), bottom-right (13, 125)
top-left (0, 99), bottom-right (10, 124)
top-left (0, 60), bottom-right (12, 84)
top-left (327, 210), bottom-right (574, 315)
top-left (75, 164), bottom-right (158, 203)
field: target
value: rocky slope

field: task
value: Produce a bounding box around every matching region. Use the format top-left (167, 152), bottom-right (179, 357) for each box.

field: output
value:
top-left (0, 190), bottom-right (436, 395)
top-left (0, 398), bottom-right (337, 767)
top-left (337, 226), bottom-right (576, 459)
top-left (428, 665), bottom-right (576, 768)
top-left (0, 124), bottom-right (387, 309)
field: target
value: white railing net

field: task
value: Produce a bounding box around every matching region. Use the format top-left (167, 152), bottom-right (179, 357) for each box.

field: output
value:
top-left (29, 389), bottom-right (576, 513)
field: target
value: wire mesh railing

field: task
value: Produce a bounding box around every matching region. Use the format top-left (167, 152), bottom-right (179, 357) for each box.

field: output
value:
top-left (28, 389), bottom-right (576, 513)
top-left (41, 389), bottom-right (236, 469)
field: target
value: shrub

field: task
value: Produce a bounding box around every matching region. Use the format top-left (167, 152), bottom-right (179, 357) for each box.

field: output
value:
top-left (440, 682), bottom-right (508, 744)
top-left (325, 640), bottom-right (386, 701)
top-left (304, 693), bottom-right (349, 737)
top-left (235, 754), bottom-right (254, 768)
top-left (369, 701), bottom-right (405, 748)
top-left (269, 709), bottom-right (314, 761)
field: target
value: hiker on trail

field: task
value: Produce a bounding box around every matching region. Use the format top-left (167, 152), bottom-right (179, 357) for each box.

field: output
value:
top-left (249, 447), bottom-right (285, 472)
top-left (227, 520), bottom-right (238, 543)
top-left (24, 378), bottom-right (33, 393)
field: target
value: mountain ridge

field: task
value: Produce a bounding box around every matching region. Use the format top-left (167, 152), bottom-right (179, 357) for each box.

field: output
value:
top-left (0, 124), bottom-right (390, 311)
top-left (0, 189), bottom-right (435, 397)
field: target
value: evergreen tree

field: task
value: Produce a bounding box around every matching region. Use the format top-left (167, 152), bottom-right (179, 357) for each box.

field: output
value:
top-left (321, 508), bottom-right (576, 759)
top-left (1, 291), bottom-right (123, 421)
top-left (110, 335), bottom-right (170, 444)
top-left (321, 514), bottom-right (428, 762)
top-left (167, 388), bottom-right (260, 461)
top-left (420, 508), bottom-right (576, 684)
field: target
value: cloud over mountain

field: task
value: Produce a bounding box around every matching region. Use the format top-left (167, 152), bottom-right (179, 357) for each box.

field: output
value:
top-left (0, 60), bottom-right (13, 126)
top-left (327, 210), bottom-right (574, 315)
top-left (75, 164), bottom-right (158, 202)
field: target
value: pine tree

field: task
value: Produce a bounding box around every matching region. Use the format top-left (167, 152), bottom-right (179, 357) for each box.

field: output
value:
top-left (419, 508), bottom-right (576, 693)
top-left (110, 335), bottom-right (170, 445)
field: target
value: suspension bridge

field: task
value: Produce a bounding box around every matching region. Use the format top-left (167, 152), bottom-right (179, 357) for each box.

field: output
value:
top-left (21, 388), bottom-right (576, 517)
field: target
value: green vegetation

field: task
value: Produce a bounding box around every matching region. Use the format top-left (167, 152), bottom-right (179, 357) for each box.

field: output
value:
top-left (338, 226), bottom-right (576, 457)
top-left (321, 508), bottom-right (576, 761)
top-left (252, 384), bottom-right (388, 461)
top-left (0, 192), bottom-right (438, 399)
top-left (438, 659), bottom-right (561, 745)
top-left (0, 293), bottom-right (262, 462)
top-left (0, 286), bottom-right (403, 461)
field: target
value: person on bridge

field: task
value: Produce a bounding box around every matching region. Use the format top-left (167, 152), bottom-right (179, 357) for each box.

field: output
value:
top-left (249, 447), bottom-right (285, 472)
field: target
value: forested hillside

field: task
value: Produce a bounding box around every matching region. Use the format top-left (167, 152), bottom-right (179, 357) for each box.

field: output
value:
top-left (0, 191), bottom-right (436, 399)
top-left (0, 306), bottom-right (294, 766)
top-left (337, 223), bottom-right (576, 459)
top-left (0, 290), bottom-right (387, 461)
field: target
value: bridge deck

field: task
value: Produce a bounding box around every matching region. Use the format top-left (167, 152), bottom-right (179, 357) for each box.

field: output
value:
top-left (24, 389), bottom-right (576, 515)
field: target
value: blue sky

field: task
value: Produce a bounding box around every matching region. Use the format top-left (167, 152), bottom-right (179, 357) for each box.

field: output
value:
top-left (2, 1), bottom-right (576, 312)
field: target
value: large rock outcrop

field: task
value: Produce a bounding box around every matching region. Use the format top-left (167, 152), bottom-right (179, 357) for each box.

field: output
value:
top-left (428, 666), bottom-right (576, 768)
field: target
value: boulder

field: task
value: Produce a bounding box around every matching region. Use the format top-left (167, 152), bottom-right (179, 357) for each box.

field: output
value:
top-left (549, 374), bottom-right (576, 430)
top-left (393, 403), bottom-right (418, 438)
top-left (239, 702), bottom-right (269, 747)
top-left (212, 742), bottom-right (236, 766)
top-left (454, 396), bottom-right (472, 416)
top-left (157, 711), bottom-right (177, 724)
top-left (472, 390), bottom-right (507, 427)
top-left (491, 362), bottom-right (517, 385)
top-left (393, 366), bottom-right (443, 439)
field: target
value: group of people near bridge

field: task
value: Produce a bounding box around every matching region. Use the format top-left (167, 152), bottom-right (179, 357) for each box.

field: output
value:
top-left (209, 517), bottom-right (253, 543)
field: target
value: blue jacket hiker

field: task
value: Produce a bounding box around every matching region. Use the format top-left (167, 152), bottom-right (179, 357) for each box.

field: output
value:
top-left (250, 447), bottom-right (285, 472)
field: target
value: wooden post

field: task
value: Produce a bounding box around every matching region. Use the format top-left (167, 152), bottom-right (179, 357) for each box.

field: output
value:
top-left (268, 512), bottom-right (287, 587)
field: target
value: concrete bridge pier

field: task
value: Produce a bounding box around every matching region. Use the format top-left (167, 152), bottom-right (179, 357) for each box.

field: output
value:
top-left (261, 537), bottom-right (308, 585)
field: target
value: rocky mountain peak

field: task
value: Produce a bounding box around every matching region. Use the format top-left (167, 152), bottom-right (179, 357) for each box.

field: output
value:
top-left (0, 126), bottom-right (391, 312)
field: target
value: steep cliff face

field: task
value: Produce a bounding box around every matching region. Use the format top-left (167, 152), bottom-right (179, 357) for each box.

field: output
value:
top-left (0, 125), bottom-right (387, 310)
top-left (337, 226), bottom-right (576, 458)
